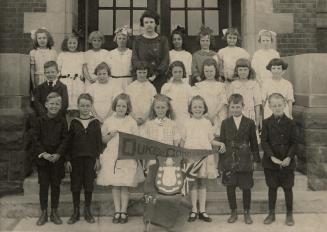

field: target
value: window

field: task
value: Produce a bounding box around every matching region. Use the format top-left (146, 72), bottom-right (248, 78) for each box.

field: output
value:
top-left (98, 0), bottom-right (148, 36)
top-left (170, 0), bottom-right (220, 36)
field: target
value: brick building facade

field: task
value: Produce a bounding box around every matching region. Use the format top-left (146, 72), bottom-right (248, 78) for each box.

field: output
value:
top-left (0, 0), bottom-right (327, 194)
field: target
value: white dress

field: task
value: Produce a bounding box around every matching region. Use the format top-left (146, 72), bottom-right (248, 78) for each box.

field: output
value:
top-left (193, 80), bottom-right (228, 135)
top-left (57, 52), bottom-right (85, 110)
top-left (169, 50), bottom-right (192, 85)
top-left (125, 80), bottom-right (157, 120)
top-left (97, 114), bottom-right (144, 187)
top-left (30, 48), bottom-right (57, 85)
top-left (84, 49), bottom-right (109, 86)
top-left (182, 117), bottom-right (217, 179)
top-left (217, 46), bottom-right (250, 81)
top-left (107, 48), bottom-right (133, 91)
top-left (228, 80), bottom-right (262, 121)
top-left (262, 78), bottom-right (294, 119)
top-left (161, 82), bottom-right (193, 128)
top-left (251, 49), bottom-right (280, 86)
top-left (87, 82), bottom-right (122, 120)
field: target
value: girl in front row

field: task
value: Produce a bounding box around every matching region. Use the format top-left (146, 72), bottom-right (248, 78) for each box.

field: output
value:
top-left (97, 93), bottom-right (144, 224)
top-left (181, 95), bottom-right (226, 223)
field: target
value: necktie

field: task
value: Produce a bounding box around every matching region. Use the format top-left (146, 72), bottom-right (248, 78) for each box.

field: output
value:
top-left (49, 81), bottom-right (53, 87)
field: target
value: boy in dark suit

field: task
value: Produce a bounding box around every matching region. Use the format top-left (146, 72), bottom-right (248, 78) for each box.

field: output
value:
top-left (32, 92), bottom-right (68, 226)
top-left (219, 94), bottom-right (260, 224)
top-left (261, 93), bottom-right (297, 226)
top-left (33, 61), bottom-right (68, 117)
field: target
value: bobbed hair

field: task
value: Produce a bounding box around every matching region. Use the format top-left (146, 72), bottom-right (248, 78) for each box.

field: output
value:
top-left (166, 61), bottom-right (186, 81)
top-left (111, 93), bottom-right (133, 115)
top-left (233, 58), bottom-right (256, 80)
top-left (132, 61), bottom-right (152, 80)
top-left (266, 58), bottom-right (288, 71)
top-left (94, 62), bottom-right (111, 76)
top-left (61, 34), bottom-right (82, 52)
top-left (87, 31), bottom-right (105, 45)
top-left (32, 28), bottom-right (54, 49)
top-left (188, 95), bottom-right (208, 116)
top-left (140, 9), bottom-right (160, 27)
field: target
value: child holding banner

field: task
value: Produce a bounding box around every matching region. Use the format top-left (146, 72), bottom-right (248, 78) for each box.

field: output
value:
top-left (97, 93), bottom-right (144, 224)
top-left (181, 95), bottom-right (226, 223)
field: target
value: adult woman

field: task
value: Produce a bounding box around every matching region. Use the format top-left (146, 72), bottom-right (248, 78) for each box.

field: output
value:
top-left (132, 9), bottom-right (169, 93)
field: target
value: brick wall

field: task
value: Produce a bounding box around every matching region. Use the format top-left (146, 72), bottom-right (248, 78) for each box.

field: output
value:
top-left (273, 0), bottom-right (318, 56)
top-left (0, 0), bottom-right (47, 54)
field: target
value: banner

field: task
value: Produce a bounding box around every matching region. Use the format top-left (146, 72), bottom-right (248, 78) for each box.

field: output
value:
top-left (118, 132), bottom-right (216, 160)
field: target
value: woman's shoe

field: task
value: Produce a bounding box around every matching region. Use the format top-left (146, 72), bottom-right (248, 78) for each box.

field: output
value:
top-left (120, 212), bottom-right (128, 224)
top-left (199, 212), bottom-right (212, 222)
top-left (112, 212), bottom-right (120, 224)
top-left (188, 212), bottom-right (198, 222)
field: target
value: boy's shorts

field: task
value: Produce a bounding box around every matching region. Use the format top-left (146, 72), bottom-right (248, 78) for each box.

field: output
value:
top-left (222, 171), bottom-right (254, 189)
top-left (70, 156), bottom-right (96, 192)
top-left (37, 161), bottom-right (65, 186)
top-left (264, 168), bottom-right (294, 189)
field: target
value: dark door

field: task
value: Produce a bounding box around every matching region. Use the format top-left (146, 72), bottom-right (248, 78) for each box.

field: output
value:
top-left (80, 0), bottom-right (240, 52)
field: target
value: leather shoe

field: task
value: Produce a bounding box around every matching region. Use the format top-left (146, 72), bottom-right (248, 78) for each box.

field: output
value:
top-left (50, 208), bottom-right (62, 225)
top-left (199, 212), bottom-right (212, 222)
top-left (67, 207), bottom-right (80, 224)
top-left (84, 206), bottom-right (95, 223)
top-left (264, 211), bottom-right (275, 224)
top-left (244, 209), bottom-right (253, 224)
top-left (285, 212), bottom-right (294, 226)
top-left (36, 209), bottom-right (48, 226)
top-left (227, 209), bottom-right (238, 223)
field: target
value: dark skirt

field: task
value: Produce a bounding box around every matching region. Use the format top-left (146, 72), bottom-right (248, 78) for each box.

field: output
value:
top-left (264, 168), bottom-right (294, 189)
top-left (222, 171), bottom-right (254, 189)
top-left (70, 156), bottom-right (96, 192)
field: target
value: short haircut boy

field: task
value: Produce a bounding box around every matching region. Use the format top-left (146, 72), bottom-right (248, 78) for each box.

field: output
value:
top-left (44, 60), bottom-right (59, 71)
top-left (46, 92), bottom-right (62, 103)
top-left (94, 62), bottom-right (111, 76)
top-left (77, 93), bottom-right (94, 105)
top-left (268, 93), bottom-right (285, 104)
top-left (228, 93), bottom-right (244, 105)
top-left (266, 58), bottom-right (288, 71)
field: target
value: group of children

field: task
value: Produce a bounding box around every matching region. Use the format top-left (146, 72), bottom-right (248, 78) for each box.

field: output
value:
top-left (29, 17), bottom-right (297, 230)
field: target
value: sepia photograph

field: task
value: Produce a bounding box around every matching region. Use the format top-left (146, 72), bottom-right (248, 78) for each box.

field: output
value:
top-left (0, 0), bottom-right (327, 231)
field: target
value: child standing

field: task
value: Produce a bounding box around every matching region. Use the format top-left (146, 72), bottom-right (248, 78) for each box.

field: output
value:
top-left (107, 26), bottom-right (133, 92)
top-left (65, 93), bottom-right (102, 224)
top-left (33, 61), bottom-right (68, 117)
top-left (217, 28), bottom-right (250, 87)
top-left (161, 61), bottom-right (193, 128)
top-left (32, 92), bottom-right (68, 226)
top-left (57, 34), bottom-right (85, 119)
top-left (169, 26), bottom-right (192, 85)
top-left (251, 30), bottom-right (280, 86)
top-left (219, 94), bottom-right (260, 224)
top-left (87, 62), bottom-right (122, 123)
top-left (191, 26), bottom-right (219, 86)
top-left (125, 61), bottom-right (157, 129)
top-left (193, 58), bottom-right (228, 136)
top-left (97, 93), bottom-right (144, 224)
top-left (228, 58), bottom-right (262, 127)
top-left (30, 28), bottom-right (57, 87)
top-left (262, 58), bottom-right (294, 119)
top-left (83, 31), bottom-right (109, 86)
top-left (261, 93), bottom-right (297, 226)
top-left (181, 95), bottom-right (225, 223)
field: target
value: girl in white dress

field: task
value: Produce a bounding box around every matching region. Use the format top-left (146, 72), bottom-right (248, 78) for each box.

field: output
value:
top-left (161, 61), bottom-right (193, 130)
top-left (107, 26), bottom-right (133, 91)
top-left (97, 93), bottom-right (144, 224)
top-left (125, 61), bottom-right (157, 130)
top-left (251, 30), bottom-right (280, 87)
top-left (30, 28), bottom-right (57, 87)
top-left (83, 31), bottom-right (109, 87)
top-left (87, 62), bottom-right (122, 123)
top-left (169, 26), bottom-right (192, 85)
top-left (217, 28), bottom-right (250, 86)
top-left (57, 34), bottom-right (85, 118)
top-left (262, 58), bottom-right (294, 119)
top-left (181, 95), bottom-right (225, 223)
top-left (228, 58), bottom-right (262, 127)
top-left (193, 58), bottom-right (228, 136)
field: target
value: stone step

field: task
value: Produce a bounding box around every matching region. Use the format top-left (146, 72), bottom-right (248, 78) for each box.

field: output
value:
top-left (1, 191), bottom-right (327, 218)
top-left (23, 171), bottom-right (308, 195)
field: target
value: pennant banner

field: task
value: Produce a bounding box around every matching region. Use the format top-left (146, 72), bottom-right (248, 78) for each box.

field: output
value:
top-left (118, 132), bottom-right (216, 160)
